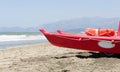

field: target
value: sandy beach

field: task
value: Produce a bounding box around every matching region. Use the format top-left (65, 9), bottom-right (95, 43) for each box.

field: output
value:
top-left (0, 42), bottom-right (120, 72)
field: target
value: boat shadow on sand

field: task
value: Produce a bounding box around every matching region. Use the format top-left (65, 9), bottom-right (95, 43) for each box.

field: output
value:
top-left (75, 52), bottom-right (120, 58)
top-left (54, 52), bottom-right (120, 59)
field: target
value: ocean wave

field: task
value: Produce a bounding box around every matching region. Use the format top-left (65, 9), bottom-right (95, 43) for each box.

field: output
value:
top-left (0, 35), bottom-right (46, 42)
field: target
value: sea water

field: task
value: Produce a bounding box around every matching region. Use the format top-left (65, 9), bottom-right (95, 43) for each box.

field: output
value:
top-left (0, 32), bottom-right (47, 49)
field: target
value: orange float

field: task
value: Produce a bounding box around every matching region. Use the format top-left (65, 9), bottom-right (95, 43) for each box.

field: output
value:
top-left (85, 28), bottom-right (115, 36)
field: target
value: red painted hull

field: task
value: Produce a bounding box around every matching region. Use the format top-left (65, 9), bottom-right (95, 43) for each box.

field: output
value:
top-left (40, 29), bottom-right (120, 54)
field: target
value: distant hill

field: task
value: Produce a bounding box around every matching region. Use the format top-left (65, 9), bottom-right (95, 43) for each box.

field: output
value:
top-left (41, 17), bottom-right (120, 32)
top-left (0, 27), bottom-right (38, 32)
top-left (0, 17), bottom-right (120, 32)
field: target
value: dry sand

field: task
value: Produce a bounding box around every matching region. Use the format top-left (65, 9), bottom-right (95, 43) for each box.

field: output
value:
top-left (0, 42), bottom-right (120, 72)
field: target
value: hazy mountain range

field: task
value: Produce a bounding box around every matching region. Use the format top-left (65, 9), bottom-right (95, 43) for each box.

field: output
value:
top-left (0, 17), bottom-right (120, 32)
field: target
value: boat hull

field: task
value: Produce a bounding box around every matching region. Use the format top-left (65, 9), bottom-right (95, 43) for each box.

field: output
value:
top-left (40, 29), bottom-right (120, 54)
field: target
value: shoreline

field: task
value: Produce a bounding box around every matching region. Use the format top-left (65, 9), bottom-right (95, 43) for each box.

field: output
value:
top-left (0, 40), bottom-right (47, 50)
top-left (0, 42), bottom-right (120, 72)
top-left (1, 42), bottom-right (48, 50)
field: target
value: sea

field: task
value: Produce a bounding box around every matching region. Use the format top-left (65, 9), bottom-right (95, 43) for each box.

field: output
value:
top-left (0, 32), bottom-right (47, 49)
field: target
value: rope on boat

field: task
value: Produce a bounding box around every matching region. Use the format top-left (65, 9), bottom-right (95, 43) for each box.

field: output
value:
top-left (57, 35), bottom-right (90, 41)
top-left (56, 35), bottom-right (120, 43)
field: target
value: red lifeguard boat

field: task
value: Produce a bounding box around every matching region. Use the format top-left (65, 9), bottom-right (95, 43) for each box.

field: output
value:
top-left (40, 22), bottom-right (120, 54)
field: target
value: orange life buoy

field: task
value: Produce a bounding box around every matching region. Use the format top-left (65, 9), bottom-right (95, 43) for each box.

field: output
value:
top-left (85, 28), bottom-right (115, 36)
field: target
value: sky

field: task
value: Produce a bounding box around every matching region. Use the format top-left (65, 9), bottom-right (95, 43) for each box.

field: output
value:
top-left (0, 0), bottom-right (120, 28)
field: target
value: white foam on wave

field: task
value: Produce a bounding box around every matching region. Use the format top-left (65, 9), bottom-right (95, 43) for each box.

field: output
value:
top-left (0, 35), bottom-right (46, 42)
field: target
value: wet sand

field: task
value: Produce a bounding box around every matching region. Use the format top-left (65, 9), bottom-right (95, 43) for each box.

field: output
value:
top-left (0, 42), bottom-right (120, 72)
